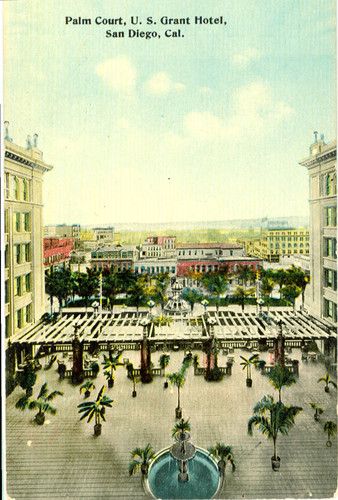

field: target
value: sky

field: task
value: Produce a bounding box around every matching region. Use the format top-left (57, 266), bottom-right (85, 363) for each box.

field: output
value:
top-left (3, 0), bottom-right (336, 226)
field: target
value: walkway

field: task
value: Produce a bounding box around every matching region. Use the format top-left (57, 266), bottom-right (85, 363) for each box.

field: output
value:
top-left (6, 348), bottom-right (337, 499)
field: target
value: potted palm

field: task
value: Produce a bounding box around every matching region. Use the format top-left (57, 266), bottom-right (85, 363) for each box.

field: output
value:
top-left (78, 385), bottom-right (114, 436)
top-left (309, 402), bottom-right (323, 422)
top-left (167, 369), bottom-right (186, 419)
top-left (80, 381), bottom-right (95, 398)
top-left (159, 353), bottom-right (170, 388)
top-left (208, 442), bottom-right (236, 476)
top-left (126, 362), bottom-right (140, 397)
top-left (268, 365), bottom-right (297, 402)
top-left (15, 382), bottom-right (63, 425)
top-left (248, 394), bottom-right (302, 470)
top-left (129, 444), bottom-right (155, 477)
top-left (16, 364), bottom-right (37, 397)
top-left (193, 354), bottom-right (200, 373)
top-left (102, 351), bottom-right (123, 388)
top-left (240, 354), bottom-right (259, 387)
top-left (324, 421), bottom-right (337, 447)
top-left (318, 373), bottom-right (337, 393)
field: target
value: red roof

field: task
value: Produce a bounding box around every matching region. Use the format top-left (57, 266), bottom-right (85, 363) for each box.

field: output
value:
top-left (176, 243), bottom-right (242, 249)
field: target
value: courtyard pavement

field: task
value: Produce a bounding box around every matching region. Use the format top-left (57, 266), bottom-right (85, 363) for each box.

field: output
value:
top-left (5, 347), bottom-right (337, 500)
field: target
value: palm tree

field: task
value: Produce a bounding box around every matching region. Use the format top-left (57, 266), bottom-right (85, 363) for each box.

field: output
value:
top-left (167, 369), bottom-right (186, 419)
top-left (248, 394), bottom-right (303, 470)
top-left (78, 385), bottom-right (114, 436)
top-left (208, 442), bottom-right (236, 474)
top-left (268, 365), bottom-right (297, 402)
top-left (15, 382), bottom-right (64, 425)
top-left (240, 354), bottom-right (259, 387)
top-left (152, 272), bottom-right (169, 313)
top-left (181, 288), bottom-right (203, 314)
top-left (309, 402), bottom-right (323, 421)
top-left (126, 362), bottom-right (140, 397)
top-left (318, 373), bottom-right (337, 393)
top-left (324, 421), bottom-right (337, 447)
top-left (129, 444), bottom-right (155, 477)
top-left (80, 380), bottom-right (95, 398)
top-left (172, 418), bottom-right (191, 439)
top-left (102, 351), bottom-right (123, 388)
top-left (127, 276), bottom-right (148, 313)
top-left (102, 269), bottom-right (123, 314)
top-left (200, 272), bottom-right (229, 312)
top-left (15, 364), bottom-right (37, 397)
top-left (260, 277), bottom-right (275, 311)
top-left (159, 354), bottom-right (170, 388)
top-left (286, 266), bottom-right (310, 310)
top-left (77, 271), bottom-right (99, 311)
top-left (280, 284), bottom-right (302, 312)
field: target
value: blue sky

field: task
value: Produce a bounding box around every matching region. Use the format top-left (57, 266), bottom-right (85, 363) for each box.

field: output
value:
top-left (4, 0), bottom-right (336, 226)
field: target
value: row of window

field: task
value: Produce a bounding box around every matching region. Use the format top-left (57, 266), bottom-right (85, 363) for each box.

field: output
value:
top-left (44, 254), bottom-right (69, 264)
top-left (14, 212), bottom-right (31, 232)
top-left (178, 250), bottom-right (234, 256)
top-left (92, 251), bottom-right (134, 259)
top-left (270, 243), bottom-right (309, 248)
top-left (14, 273), bottom-right (32, 297)
top-left (135, 266), bottom-right (176, 274)
top-left (269, 250), bottom-right (309, 255)
top-left (92, 263), bottom-right (132, 272)
top-left (322, 172), bottom-right (337, 197)
top-left (5, 173), bottom-right (31, 201)
top-left (15, 243), bottom-right (31, 265)
top-left (267, 236), bottom-right (309, 241)
top-left (264, 231), bottom-right (308, 236)
top-left (15, 304), bottom-right (32, 330)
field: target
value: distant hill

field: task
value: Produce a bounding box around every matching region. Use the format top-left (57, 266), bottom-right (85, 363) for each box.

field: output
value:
top-left (83, 216), bottom-right (309, 232)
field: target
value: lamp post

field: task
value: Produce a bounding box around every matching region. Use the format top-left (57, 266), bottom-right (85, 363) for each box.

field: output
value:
top-left (257, 298), bottom-right (264, 317)
top-left (201, 299), bottom-right (209, 315)
top-left (147, 299), bottom-right (155, 319)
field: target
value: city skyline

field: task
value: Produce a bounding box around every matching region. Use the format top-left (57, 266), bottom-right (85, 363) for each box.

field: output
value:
top-left (4, 0), bottom-right (336, 226)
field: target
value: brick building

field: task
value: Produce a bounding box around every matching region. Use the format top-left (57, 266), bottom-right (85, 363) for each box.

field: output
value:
top-left (43, 237), bottom-right (75, 272)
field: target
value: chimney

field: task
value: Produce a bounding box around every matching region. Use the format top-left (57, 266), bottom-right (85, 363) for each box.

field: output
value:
top-left (320, 134), bottom-right (325, 143)
top-left (26, 135), bottom-right (32, 149)
top-left (314, 131), bottom-right (318, 142)
top-left (4, 121), bottom-right (10, 140)
top-left (33, 133), bottom-right (38, 147)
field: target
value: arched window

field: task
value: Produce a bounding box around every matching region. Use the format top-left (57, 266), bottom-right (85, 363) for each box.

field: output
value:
top-left (13, 177), bottom-right (19, 199)
top-left (23, 180), bottom-right (28, 201)
top-left (325, 174), bottom-right (332, 195)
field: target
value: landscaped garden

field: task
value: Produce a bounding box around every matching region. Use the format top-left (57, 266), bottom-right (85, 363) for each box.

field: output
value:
top-left (6, 342), bottom-right (337, 499)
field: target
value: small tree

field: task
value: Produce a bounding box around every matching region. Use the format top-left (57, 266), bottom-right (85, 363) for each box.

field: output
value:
top-left (181, 288), bottom-right (203, 314)
top-left (240, 354), bottom-right (259, 387)
top-left (208, 442), bottom-right (236, 475)
top-left (126, 362), bottom-right (140, 397)
top-left (16, 382), bottom-right (64, 425)
top-left (102, 351), bottom-right (123, 388)
top-left (159, 354), bottom-right (170, 388)
top-left (318, 373), bottom-right (337, 393)
top-left (16, 364), bottom-right (37, 397)
top-left (129, 444), bottom-right (155, 477)
top-left (78, 385), bottom-right (114, 436)
top-left (80, 381), bottom-right (95, 398)
top-left (268, 365), bottom-right (297, 402)
top-left (167, 369), bottom-right (186, 419)
top-left (248, 394), bottom-right (302, 470)
top-left (309, 402), bottom-right (323, 421)
top-left (324, 421), bottom-right (337, 447)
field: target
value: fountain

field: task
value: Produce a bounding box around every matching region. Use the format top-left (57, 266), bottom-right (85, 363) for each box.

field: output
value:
top-left (144, 419), bottom-right (221, 499)
top-left (164, 280), bottom-right (190, 314)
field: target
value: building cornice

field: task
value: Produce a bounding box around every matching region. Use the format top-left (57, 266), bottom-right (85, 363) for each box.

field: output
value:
top-left (5, 150), bottom-right (53, 173)
top-left (299, 147), bottom-right (336, 169)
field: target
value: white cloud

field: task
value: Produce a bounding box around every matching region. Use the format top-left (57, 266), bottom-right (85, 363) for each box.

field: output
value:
top-left (96, 57), bottom-right (136, 89)
top-left (146, 72), bottom-right (185, 94)
top-left (184, 82), bottom-right (294, 142)
top-left (199, 86), bottom-right (213, 94)
top-left (232, 47), bottom-right (260, 68)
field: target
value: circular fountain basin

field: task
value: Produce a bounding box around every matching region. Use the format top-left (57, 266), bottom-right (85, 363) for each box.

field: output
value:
top-left (146, 448), bottom-right (220, 499)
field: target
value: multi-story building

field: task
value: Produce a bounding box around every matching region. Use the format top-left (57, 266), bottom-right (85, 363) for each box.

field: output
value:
top-left (93, 227), bottom-right (115, 242)
top-left (90, 245), bottom-right (139, 272)
top-left (300, 134), bottom-right (337, 324)
top-left (43, 237), bottom-right (74, 272)
top-left (175, 243), bottom-right (262, 277)
top-left (134, 258), bottom-right (177, 276)
top-left (237, 227), bottom-right (310, 262)
top-left (4, 123), bottom-right (53, 342)
top-left (140, 236), bottom-right (176, 259)
top-left (44, 223), bottom-right (80, 239)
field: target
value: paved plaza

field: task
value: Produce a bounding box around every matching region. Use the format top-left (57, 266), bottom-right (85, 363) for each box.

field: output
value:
top-left (5, 347), bottom-right (337, 499)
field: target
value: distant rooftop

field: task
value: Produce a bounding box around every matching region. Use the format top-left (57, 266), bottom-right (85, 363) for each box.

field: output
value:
top-left (176, 243), bottom-right (242, 249)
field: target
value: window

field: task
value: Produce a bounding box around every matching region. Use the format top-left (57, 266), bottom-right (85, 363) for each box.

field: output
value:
top-left (24, 213), bottom-right (30, 231)
top-left (15, 244), bottom-right (21, 264)
top-left (230, 250), bottom-right (233, 256)
top-left (324, 299), bottom-right (337, 322)
top-left (25, 274), bottom-right (31, 292)
top-left (23, 179), bottom-right (28, 200)
top-left (326, 206), bottom-right (337, 227)
top-left (5, 281), bottom-right (10, 303)
top-left (25, 244), bottom-right (31, 262)
top-left (13, 177), bottom-right (19, 199)
top-left (15, 277), bottom-right (22, 296)
top-left (5, 173), bottom-right (9, 198)
top-left (16, 309), bottom-right (23, 329)
top-left (325, 269), bottom-right (337, 291)
top-left (25, 304), bottom-right (32, 323)
top-left (5, 246), bottom-right (9, 268)
top-left (15, 212), bottom-right (21, 232)
top-left (325, 238), bottom-right (337, 258)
